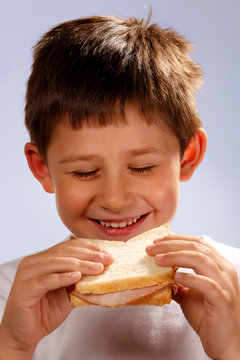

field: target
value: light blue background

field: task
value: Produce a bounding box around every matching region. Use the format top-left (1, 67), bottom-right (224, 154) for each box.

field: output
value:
top-left (0, 0), bottom-right (239, 263)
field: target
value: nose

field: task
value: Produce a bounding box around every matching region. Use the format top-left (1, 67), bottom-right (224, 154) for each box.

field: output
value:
top-left (97, 174), bottom-right (133, 212)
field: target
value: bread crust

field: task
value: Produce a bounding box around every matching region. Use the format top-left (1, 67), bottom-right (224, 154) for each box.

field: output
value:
top-left (75, 271), bottom-right (175, 294)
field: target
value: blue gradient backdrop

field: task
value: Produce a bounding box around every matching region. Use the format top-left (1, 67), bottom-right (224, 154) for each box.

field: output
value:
top-left (0, 0), bottom-right (239, 262)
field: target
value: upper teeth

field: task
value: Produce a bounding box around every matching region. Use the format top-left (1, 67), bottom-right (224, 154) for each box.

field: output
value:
top-left (99, 216), bottom-right (141, 228)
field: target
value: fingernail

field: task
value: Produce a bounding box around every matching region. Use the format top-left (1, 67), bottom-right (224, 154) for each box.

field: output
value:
top-left (155, 254), bottom-right (164, 263)
top-left (172, 283), bottom-right (179, 295)
top-left (146, 244), bottom-right (155, 252)
top-left (103, 253), bottom-right (113, 261)
top-left (69, 271), bottom-right (81, 278)
top-left (91, 262), bottom-right (104, 270)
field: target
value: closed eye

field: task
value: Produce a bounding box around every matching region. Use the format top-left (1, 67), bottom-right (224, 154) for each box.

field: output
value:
top-left (72, 169), bottom-right (99, 179)
top-left (71, 165), bottom-right (156, 179)
top-left (129, 165), bottom-right (156, 174)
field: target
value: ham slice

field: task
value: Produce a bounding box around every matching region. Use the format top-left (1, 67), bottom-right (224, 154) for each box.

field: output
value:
top-left (71, 284), bottom-right (165, 307)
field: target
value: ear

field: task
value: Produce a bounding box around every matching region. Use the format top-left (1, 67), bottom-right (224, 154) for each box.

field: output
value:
top-left (24, 142), bottom-right (54, 193)
top-left (180, 128), bottom-right (207, 182)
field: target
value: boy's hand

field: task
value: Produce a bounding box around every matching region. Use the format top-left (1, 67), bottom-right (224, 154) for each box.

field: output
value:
top-left (0, 238), bottom-right (113, 358)
top-left (146, 234), bottom-right (240, 360)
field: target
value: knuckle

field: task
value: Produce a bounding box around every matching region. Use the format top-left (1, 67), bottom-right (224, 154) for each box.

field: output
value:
top-left (219, 258), bottom-right (240, 285)
top-left (89, 249), bottom-right (102, 260)
top-left (80, 248), bottom-right (98, 261)
top-left (192, 240), bottom-right (204, 253)
top-left (50, 244), bottom-right (70, 256)
top-left (222, 289), bottom-right (237, 308)
top-left (194, 235), bottom-right (208, 249)
top-left (197, 252), bottom-right (214, 270)
top-left (54, 246), bottom-right (66, 256)
top-left (45, 256), bottom-right (60, 266)
top-left (204, 278), bottom-right (221, 298)
top-left (197, 251), bottom-right (208, 263)
top-left (58, 272), bottom-right (69, 282)
top-left (197, 235), bottom-right (206, 244)
top-left (34, 275), bottom-right (48, 291)
top-left (69, 258), bottom-right (82, 270)
top-left (86, 249), bottom-right (95, 258)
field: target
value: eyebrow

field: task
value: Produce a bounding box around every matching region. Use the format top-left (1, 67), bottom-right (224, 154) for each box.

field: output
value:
top-left (59, 147), bottom-right (165, 164)
top-left (127, 147), bottom-right (166, 156)
top-left (59, 154), bottom-right (99, 164)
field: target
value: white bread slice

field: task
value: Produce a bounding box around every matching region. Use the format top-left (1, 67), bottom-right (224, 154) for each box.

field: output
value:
top-left (70, 224), bottom-right (174, 307)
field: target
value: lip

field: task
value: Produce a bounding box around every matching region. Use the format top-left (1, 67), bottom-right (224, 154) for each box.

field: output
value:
top-left (89, 213), bottom-right (149, 240)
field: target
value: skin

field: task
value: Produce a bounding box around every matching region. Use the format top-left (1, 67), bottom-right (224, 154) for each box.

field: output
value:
top-left (146, 235), bottom-right (240, 359)
top-left (0, 102), bottom-right (239, 359)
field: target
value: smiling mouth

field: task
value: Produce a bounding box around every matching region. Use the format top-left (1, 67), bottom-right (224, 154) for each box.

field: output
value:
top-left (94, 215), bottom-right (143, 229)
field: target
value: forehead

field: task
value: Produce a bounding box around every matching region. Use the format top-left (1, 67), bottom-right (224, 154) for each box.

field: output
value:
top-left (47, 104), bottom-right (181, 161)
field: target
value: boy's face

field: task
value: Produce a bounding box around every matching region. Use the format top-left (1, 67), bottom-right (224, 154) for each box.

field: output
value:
top-left (45, 102), bottom-right (182, 242)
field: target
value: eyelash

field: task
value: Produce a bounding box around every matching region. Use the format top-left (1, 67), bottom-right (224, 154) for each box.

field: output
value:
top-left (129, 165), bottom-right (156, 174)
top-left (71, 166), bottom-right (156, 179)
top-left (72, 170), bottom-right (99, 179)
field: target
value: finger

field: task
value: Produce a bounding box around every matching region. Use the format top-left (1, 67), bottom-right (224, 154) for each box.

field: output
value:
top-left (18, 257), bottom-right (104, 281)
top-left (174, 272), bottom-right (224, 308)
top-left (147, 239), bottom-right (224, 266)
top-left (171, 282), bottom-right (190, 305)
top-left (50, 246), bottom-right (113, 266)
top-left (155, 250), bottom-right (224, 286)
top-left (75, 248), bottom-right (113, 265)
top-left (147, 235), bottom-right (228, 272)
top-left (59, 238), bottom-right (111, 255)
top-left (21, 271), bottom-right (82, 299)
top-left (21, 245), bottom-right (113, 269)
top-left (156, 234), bottom-right (225, 260)
top-left (151, 242), bottom-right (238, 294)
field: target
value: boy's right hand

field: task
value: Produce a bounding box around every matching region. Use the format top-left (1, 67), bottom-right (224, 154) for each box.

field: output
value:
top-left (0, 238), bottom-right (113, 359)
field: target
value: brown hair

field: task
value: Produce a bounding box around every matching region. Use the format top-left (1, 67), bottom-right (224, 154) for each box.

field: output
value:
top-left (25, 15), bottom-right (203, 158)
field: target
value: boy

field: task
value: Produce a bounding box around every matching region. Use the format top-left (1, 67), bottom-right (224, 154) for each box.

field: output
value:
top-left (0, 15), bottom-right (240, 360)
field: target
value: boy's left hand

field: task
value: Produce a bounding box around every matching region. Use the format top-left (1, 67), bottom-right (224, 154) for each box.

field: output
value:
top-left (146, 234), bottom-right (240, 360)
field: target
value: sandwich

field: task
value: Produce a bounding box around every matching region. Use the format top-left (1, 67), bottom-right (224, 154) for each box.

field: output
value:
top-left (69, 224), bottom-right (175, 308)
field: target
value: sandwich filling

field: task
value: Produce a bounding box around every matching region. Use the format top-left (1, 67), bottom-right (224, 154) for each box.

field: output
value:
top-left (71, 284), bottom-right (166, 307)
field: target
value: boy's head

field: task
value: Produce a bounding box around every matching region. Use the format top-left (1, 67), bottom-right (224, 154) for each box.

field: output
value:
top-left (24, 15), bottom-right (207, 241)
top-left (25, 15), bottom-right (203, 160)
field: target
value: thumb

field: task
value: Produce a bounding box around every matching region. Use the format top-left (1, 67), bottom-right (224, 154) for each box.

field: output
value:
top-left (172, 283), bottom-right (189, 305)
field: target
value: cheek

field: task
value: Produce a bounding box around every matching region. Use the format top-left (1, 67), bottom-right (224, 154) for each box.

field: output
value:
top-left (152, 184), bottom-right (179, 213)
top-left (146, 169), bottom-right (180, 217)
top-left (54, 181), bottom-right (90, 222)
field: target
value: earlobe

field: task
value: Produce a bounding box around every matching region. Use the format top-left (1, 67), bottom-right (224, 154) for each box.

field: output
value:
top-left (180, 128), bottom-right (207, 182)
top-left (24, 142), bottom-right (55, 193)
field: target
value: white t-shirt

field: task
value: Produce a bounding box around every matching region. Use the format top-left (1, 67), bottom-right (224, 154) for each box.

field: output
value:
top-left (1, 236), bottom-right (240, 360)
